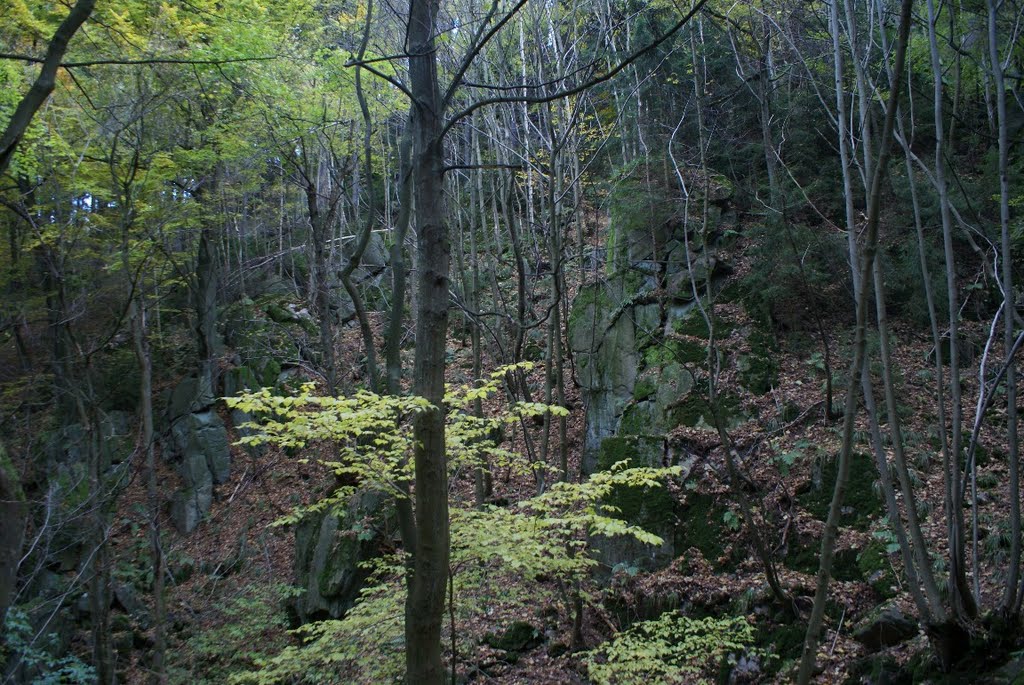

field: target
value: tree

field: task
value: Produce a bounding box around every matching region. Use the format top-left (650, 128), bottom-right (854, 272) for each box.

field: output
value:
top-left (0, 0), bottom-right (95, 176)
top-left (797, 0), bottom-right (915, 680)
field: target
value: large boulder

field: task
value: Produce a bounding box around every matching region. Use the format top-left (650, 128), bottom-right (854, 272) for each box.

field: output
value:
top-left (853, 604), bottom-right (919, 650)
top-left (292, 491), bottom-right (394, 623)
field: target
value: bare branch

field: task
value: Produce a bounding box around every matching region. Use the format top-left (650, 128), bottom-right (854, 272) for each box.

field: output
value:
top-left (441, 0), bottom-right (710, 138)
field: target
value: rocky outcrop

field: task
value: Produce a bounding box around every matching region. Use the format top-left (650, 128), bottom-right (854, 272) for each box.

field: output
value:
top-left (568, 169), bottom-right (747, 572)
top-left (292, 491), bottom-right (394, 623)
top-left (568, 170), bottom-right (738, 477)
top-left (164, 375), bottom-right (231, 534)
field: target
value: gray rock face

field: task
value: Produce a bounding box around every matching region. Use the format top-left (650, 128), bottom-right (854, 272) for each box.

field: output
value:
top-left (569, 167), bottom-right (736, 475)
top-left (292, 492), bottom-right (393, 623)
top-left (570, 288), bottom-right (640, 475)
top-left (165, 377), bottom-right (231, 534)
top-left (567, 170), bottom-right (739, 573)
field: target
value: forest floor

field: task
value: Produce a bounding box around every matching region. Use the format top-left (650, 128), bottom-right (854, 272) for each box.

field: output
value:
top-left (101, 231), bottom-right (1024, 685)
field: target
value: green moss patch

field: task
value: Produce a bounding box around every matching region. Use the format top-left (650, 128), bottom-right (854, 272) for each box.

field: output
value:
top-left (671, 311), bottom-right (735, 339)
top-left (738, 329), bottom-right (778, 395)
top-left (597, 437), bottom-right (676, 533)
top-left (798, 453), bottom-right (881, 531)
top-left (673, 493), bottom-right (734, 568)
top-left (644, 339), bottom-right (706, 367)
top-left (633, 377), bottom-right (657, 402)
top-left (857, 539), bottom-right (896, 599)
top-left (670, 391), bottom-right (744, 430)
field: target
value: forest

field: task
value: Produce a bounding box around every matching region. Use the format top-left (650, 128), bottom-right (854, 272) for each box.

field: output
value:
top-left (1, 0), bottom-right (1023, 682)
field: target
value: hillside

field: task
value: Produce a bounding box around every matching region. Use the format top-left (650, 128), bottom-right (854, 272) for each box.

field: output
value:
top-left (2, 0), bottom-right (1023, 683)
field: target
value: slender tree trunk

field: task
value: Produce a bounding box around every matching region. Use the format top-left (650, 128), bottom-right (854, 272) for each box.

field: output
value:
top-left (386, 117), bottom-right (414, 396)
top-left (987, 0), bottom-right (1020, 617)
top-left (797, 2), bottom-right (914, 680)
top-left (116, 162), bottom-right (167, 682)
top-left (926, 0), bottom-right (977, 619)
top-left (341, 9), bottom-right (381, 391)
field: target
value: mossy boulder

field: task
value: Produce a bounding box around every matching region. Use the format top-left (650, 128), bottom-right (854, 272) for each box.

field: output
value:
top-left (674, 493), bottom-right (734, 568)
top-left (483, 621), bottom-right (543, 654)
top-left (597, 437), bottom-right (676, 531)
top-left (293, 491), bottom-right (394, 623)
top-left (858, 539), bottom-right (897, 599)
top-left (853, 603), bottom-right (919, 650)
top-left (592, 436), bottom-right (677, 571)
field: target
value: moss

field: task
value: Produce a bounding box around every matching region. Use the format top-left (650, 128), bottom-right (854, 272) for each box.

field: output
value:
top-left (717, 281), bottom-right (744, 305)
top-left (765, 623), bottom-right (805, 662)
top-left (738, 329), bottom-right (778, 395)
top-left (670, 391), bottom-right (743, 430)
top-left (674, 493), bottom-right (732, 568)
top-left (782, 537), bottom-right (859, 580)
top-left (833, 547), bottom-right (863, 582)
top-left (484, 621), bottom-right (542, 653)
top-left (633, 377), bottom-right (657, 401)
top-left (857, 539), bottom-right (896, 598)
top-left (597, 437), bottom-right (676, 533)
top-left (845, 656), bottom-right (911, 685)
top-left (95, 348), bottom-right (142, 412)
top-left (798, 452), bottom-right (881, 530)
top-left (644, 339), bottom-right (706, 368)
top-left (784, 537), bottom-right (818, 575)
top-left (568, 283), bottom-right (612, 334)
top-left (671, 311), bottom-right (735, 339)
top-left (0, 442), bottom-right (23, 502)
top-left (781, 401), bottom-right (801, 423)
top-left (619, 403), bottom-right (651, 436)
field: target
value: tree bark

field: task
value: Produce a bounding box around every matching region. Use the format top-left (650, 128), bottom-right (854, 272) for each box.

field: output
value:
top-left (405, 0), bottom-right (450, 680)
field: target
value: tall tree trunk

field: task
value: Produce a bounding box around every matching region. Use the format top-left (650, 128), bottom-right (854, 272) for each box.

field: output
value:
top-left (386, 116), bottom-right (414, 396)
top-left (926, 0), bottom-right (977, 619)
top-left (405, 0), bottom-right (450, 680)
top-left (341, 3), bottom-right (381, 391)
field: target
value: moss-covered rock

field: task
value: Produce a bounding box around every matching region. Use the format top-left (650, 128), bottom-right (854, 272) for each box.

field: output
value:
top-left (798, 453), bottom-right (881, 530)
top-left (858, 539), bottom-right (897, 599)
top-left (293, 491), bottom-right (394, 623)
top-left (738, 329), bottom-right (778, 395)
top-left (671, 310), bottom-right (735, 339)
top-left (483, 621), bottom-right (543, 654)
top-left (592, 436), bottom-right (677, 572)
top-left (670, 391), bottom-right (745, 431)
top-left (633, 377), bottom-right (657, 402)
top-left (674, 493), bottom-right (734, 568)
top-left (596, 437), bottom-right (675, 533)
top-left (644, 338), bottom-right (707, 366)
